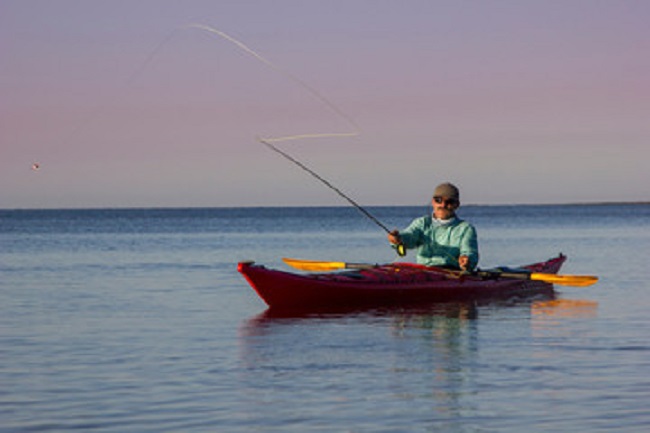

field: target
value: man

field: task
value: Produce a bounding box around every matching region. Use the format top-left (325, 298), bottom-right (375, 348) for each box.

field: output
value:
top-left (388, 182), bottom-right (479, 270)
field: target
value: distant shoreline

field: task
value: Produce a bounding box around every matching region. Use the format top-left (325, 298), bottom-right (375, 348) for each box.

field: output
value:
top-left (1, 201), bottom-right (649, 212)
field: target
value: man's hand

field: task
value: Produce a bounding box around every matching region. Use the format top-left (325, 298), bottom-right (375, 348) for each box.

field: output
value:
top-left (388, 230), bottom-right (401, 245)
top-left (458, 255), bottom-right (470, 271)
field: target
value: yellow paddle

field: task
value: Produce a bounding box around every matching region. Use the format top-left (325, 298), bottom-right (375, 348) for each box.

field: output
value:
top-left (281, 258), bottom-right (599, 287)
top-left (282, 258), bottom-right (375, 271)
top-left (524, 272), bottom-right (598, 287)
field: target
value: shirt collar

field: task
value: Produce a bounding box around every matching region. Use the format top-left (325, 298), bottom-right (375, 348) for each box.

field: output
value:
top-left (432, 215), bottom-right (458, 226)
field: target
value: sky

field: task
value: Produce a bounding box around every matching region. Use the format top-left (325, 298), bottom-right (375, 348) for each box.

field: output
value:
top-left (1, 0), bottom-right (649, 208)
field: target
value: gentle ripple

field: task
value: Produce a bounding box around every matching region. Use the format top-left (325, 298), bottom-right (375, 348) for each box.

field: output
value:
top-left (1, 205), bottom-right (649, 432)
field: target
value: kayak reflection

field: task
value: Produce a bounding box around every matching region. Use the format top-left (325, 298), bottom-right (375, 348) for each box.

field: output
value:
top-left (237, 297), bottom-right (573, 428)
top-left (240, 295), bottom-right (559, 336)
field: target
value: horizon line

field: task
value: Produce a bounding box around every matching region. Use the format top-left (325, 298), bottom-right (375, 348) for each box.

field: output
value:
top-left (2, 200), bottom-right (649, 212)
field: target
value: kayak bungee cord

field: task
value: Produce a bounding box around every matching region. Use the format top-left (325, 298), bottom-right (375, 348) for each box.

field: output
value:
top-left (191, 24), bottom-right (406, 256)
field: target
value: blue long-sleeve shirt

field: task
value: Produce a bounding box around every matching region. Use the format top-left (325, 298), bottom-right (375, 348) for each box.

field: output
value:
top-left (397, 215), bottom-right (479, 269)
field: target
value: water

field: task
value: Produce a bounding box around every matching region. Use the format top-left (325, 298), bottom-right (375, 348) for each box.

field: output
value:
top-left (1, 204), bottom-right (649, 432)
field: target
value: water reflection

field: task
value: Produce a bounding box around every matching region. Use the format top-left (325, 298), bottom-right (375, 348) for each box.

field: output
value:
top-left (238, 303), bottom-right (483, 429)
top-left (532, 299), bottom-right (598, 319)
top-left (531, 298), bottom-right (599, 336)
top-left (242, 292), bottom-right (555, 326)
top-left (385, 303), bottom-right (481, 422)
top-left (237, 297), bottom-right (597, 431)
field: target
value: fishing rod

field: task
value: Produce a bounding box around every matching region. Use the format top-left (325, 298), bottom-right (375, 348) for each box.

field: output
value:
top-left (193, 24), bottom-right (405, 255)
top-left (258, 138), bottom-right (406, 256)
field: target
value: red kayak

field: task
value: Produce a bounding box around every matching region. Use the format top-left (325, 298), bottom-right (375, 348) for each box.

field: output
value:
top-left (239, 254), bottom-right (567, 310)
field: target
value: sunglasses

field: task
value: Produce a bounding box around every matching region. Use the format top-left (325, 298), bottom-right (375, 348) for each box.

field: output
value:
top-left (433, 196), bottom-right (459, 206)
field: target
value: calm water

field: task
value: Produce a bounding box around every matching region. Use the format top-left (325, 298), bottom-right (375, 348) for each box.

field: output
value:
top-left (1, 204), bottom-right (649, 432)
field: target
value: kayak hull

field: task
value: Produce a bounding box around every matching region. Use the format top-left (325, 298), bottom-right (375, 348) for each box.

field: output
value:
top-left (238, 254), bottom-right (566, 310)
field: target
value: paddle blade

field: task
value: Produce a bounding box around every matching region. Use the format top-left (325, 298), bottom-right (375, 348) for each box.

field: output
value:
top-left (529, 273), bottom-right (599, 287)
top-left (282, 258), bottom-right (346, 272)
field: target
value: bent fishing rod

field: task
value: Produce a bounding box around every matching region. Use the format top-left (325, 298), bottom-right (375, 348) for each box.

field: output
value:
top-left (190, 24), bottom-right (405, 256)
top-left (258, 138), bottom-right (406, 256)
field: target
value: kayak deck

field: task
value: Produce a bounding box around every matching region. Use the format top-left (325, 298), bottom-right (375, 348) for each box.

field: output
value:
top-left (239, 254), bottom-right (566, 310)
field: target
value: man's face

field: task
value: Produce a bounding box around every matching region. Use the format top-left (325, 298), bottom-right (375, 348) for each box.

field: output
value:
top-left (432, 196), bottom-right (459, 220)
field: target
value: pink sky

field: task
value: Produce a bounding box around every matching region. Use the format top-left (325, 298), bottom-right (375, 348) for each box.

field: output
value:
top-left (2, 0), bottom-right (649, 208)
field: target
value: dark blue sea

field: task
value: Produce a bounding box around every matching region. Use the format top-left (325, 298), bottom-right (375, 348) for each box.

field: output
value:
top-left (1, 204), bottom-right (649, 432)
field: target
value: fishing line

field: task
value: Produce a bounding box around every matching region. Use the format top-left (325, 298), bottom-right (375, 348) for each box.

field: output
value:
top-left (40, 22), bottom-right (403, 254)
top-left (187, 24), bottom-right (360, 142)
top-left (46, 28), bottom-right (180, 163)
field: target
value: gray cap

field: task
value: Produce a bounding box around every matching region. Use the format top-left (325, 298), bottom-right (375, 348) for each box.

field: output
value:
top-left (433, 182), bottom-right (460, 200)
